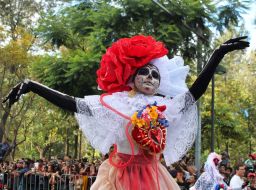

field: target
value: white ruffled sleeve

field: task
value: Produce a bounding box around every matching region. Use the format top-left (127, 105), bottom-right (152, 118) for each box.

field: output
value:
top-left (75, 95), bottom-right (126, 154)
top-left (163, 91), bottom-right (198, 165)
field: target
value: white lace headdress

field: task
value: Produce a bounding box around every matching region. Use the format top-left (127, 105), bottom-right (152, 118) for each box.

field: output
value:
top-left (150, 55), bottom-right (189, 97)
top-left (204, 152), bottom-right (224, 183)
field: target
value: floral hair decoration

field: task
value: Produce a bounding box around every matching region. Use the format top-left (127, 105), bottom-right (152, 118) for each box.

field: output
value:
top-left (96, 35), bottom-right (168, 93)
top-left (131, 101), bottom-right (169, 154)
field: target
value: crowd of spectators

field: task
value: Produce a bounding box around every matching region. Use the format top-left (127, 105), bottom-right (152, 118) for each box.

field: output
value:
top-left (0, 155), bottom-right (107, 190)
top-left (0, 152), bottom-right (255, 190)
top-left (165, 152), bottom-right (256, 190)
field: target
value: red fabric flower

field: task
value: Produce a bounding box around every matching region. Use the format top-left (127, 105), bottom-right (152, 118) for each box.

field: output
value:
top-left (96, 35), bottom-right (168, 93)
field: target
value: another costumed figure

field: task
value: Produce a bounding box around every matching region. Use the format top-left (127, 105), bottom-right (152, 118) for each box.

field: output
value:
top-left (190, 152), bottom-right (231, 190)
top-left (3, 35), bottom-right (249, 190)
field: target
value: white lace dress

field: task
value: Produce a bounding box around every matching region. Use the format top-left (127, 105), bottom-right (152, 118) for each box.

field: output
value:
top-left (190, 172), bottom-right (230, 190)
top-left (75, 91), bottom-right (198, 190)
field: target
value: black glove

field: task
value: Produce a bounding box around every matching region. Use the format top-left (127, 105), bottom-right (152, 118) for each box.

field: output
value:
top-left (218, 36), bottom-right (250, 55)
top-left (3, 79), bottom-right (77, 112)
top-left (2, 79), bottom-right (30, 107)
top-left (189, 36), bottom-right (250, 101)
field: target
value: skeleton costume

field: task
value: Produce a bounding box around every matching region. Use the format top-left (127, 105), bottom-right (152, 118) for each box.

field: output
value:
top-left (190, 152), bottom-right (231, 190)
top-left (74, 36), bottom-right (198, 189)
top-left (76, 60), bottom-right (197, 190)
top-left (4, 35), bottom-right (249, 190)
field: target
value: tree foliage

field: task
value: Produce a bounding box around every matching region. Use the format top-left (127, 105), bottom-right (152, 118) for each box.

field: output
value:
top-left (0, 27), bottom-right (34, 148)
top-left (200, 29), bottom-right (256, 161)
top-left (32, 0), bottom-right (250, 95)
top-left (0, 0), bottom-right (255, 162)
top-left (0, 0), bottom-right (74, 160)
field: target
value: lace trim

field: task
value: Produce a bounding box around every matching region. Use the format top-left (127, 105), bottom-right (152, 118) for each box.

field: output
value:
top-left (181, 91), bottom-right (195, 113)
top-left (76, 98), bottom-right (93, 116)
top-left (163, 91), bottom-right (198, 165)
top-left (75, 96), bottom-right (127, 154)
top-left (75, 91), bottom-right (198, 165)
top-left (193, 172), bottom-right (229, 190)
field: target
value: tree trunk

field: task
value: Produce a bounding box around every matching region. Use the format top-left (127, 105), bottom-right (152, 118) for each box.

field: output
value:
top-left (74, 133), bottom-right (78, 159)
top-left (225, 141), bottom-right (229, 154)
top-left (92, 148), bottom-right (95, 161)
top-left (74, 126), bottom-right (79, 159)
top-left (79, 131), bottom-right (82, 160)
top-left (65, 127), bottom-right (69, 156)
top-left (12, 147), bottom-right (16, 160)
top-left (0, 108), bottom-right (10, 142)
top-left (36, 144), bottom-right (52, 158)
top-left (39, 150), bottom-right (44, 159)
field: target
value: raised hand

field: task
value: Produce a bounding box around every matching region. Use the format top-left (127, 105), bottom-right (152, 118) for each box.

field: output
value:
top-left (3, 79), bottom-right (77, 112)
top-left (2, 79), bottom-right (30, 107)
top-left (218, 36), bottom-right (250, 55)
top-left (189, 36), bottom-right (250, 101)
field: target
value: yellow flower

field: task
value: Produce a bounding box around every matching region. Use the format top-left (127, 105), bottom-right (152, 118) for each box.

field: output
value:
top-left (149, 106), bottom-right (158, 120)
top-left (151, 106), bottom-right (157, 110)
top-left (136, 119), bottom-right (146, 128)
top-left (131, 112), bottom-right (138, 125)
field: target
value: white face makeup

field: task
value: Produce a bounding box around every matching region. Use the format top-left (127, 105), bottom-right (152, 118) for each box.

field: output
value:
top-left (134, 64), bottom-right (160, 95)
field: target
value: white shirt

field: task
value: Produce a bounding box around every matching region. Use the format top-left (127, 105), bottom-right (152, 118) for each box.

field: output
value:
top-left (230, 175), bottom-right (244, 190)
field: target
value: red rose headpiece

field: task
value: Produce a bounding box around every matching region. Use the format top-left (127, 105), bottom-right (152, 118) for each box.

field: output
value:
top-left (96, 35), bottom-right (168, 93)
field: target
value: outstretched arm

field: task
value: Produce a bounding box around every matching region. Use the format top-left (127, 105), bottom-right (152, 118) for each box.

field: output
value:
top-left (189, 36), bottom-right (250, 101)
top-left (2, 79), bottom-right (77, 112)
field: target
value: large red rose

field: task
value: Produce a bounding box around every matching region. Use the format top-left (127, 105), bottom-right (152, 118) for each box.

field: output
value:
top-left (96, 35), bottom-right (168, 93)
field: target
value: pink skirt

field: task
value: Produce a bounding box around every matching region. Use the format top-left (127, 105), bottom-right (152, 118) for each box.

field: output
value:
top-left (90, 153), bottom-right (180, 190)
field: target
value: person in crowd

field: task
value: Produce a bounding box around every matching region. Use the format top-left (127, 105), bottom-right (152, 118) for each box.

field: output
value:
top-left (176, 167), bottom-right (190, 190)
top-left (224, 166), bottom-right (233, 186)
top-left (219, 164), bottom-right (227, 176)
top-left (47, 163), bottom-right (62, 190)
top-left (245, 154), bottom-right (256, 172)
top-left (187, 174), bottom-right (196, 189)
top-left (62, 161), bottom-right (71, 175)
top-left (12, 160), bottom-right (30, 190)
top-left (190, 152), bottom-right (230, 190)
top-left (186, 165), bottom-right (197, 177)
top-left (230, 163), bottom-right (248, 190)
top-left (220, 152), bottom-right (230, 167)
top-left (0, 141), bottom-right (11, 161)
top-left (88, 161), bottom-right (96, 176)
top-left (3, 35), bottom-right (249, 190)
top-left (247, 172), bottom-right (256, 190)
top-left (78, 162), bottom-right (87, 175)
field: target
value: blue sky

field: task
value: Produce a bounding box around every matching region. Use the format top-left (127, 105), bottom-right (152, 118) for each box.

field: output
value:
top-left (242, 2), bottom-right (256, 50)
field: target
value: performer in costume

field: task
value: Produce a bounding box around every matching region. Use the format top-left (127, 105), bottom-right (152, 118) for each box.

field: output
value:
top-left (190, 152), bottom-right (231, 190)
top-left (3, 35), bottom-right (249, 190)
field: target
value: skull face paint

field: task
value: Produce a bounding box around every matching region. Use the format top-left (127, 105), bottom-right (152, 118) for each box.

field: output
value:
top-left (213, 158), bottom-right (220, 166)
top-left (134, 64), bottom-right (160, 95)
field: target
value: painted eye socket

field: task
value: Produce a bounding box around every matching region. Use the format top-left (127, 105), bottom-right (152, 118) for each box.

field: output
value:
top-left (138, 68), bottom-right (149, 75)
top-left (138, 68), bottom-right (159, 79)
top-left (151, 70), bottom-right (159, 79)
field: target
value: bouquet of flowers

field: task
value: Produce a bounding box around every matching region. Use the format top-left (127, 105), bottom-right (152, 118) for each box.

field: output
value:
top-left (131, 102), bottom-right (169, 154)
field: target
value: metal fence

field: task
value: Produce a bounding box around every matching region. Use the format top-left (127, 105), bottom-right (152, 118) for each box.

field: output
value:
top-left (0, 173), bottom-right (96, 190)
